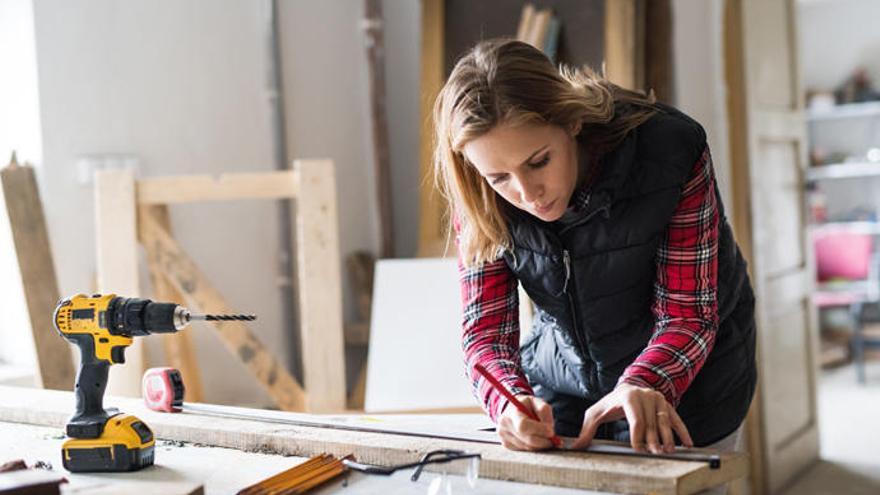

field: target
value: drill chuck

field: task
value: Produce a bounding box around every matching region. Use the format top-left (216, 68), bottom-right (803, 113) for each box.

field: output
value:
top-left (107, 297), bottom-right (180, 336)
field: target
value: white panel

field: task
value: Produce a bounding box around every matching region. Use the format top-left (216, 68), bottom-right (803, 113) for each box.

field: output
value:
top-left (365, 258), bottom-right (478, 411)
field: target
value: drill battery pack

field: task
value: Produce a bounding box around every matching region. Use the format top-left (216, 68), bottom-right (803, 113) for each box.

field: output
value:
top-left (62, 414), bottom-right (155, 472)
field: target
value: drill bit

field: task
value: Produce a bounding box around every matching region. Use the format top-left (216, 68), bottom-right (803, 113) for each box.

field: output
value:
top-left (172, 307), bottom-right (256, 329)
top-left (199, 314), bottom-right (257, 322)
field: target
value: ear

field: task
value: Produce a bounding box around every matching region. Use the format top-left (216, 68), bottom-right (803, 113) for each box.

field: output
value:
top-left (568, 121), bottom-right (583, 137)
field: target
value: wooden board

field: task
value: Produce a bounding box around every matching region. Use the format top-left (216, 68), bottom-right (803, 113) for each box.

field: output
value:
top-left (0, 161), bottom-right (74, 390)
top-left (139, 204), bottom-right (205, 403)
top-left (138, 206), bottom-right (306, 411)
top-left (94, 169), bottom-right (143, 397)
top-left (136, 171), bottom-right (297, 205)
top-left (416, 0), bottom-right (447, 257)
top-left (0, 386), bottom-right (747, 494)
top-left (293, 160), bottom-right (347, 413)
top-left (725, 0), bottom-right (818, 493)
top-left (605, 0), bottom-right (645, 91)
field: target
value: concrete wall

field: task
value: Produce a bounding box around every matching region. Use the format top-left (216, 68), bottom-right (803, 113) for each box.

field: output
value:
top-left (0, 0), bottom-right (41, 371)
top-left (672, 0), bottom-right (732, 217)
top-left (383, 0), bottom-right (421, 258)
top-left (28, 0), bottom-right (382, 405)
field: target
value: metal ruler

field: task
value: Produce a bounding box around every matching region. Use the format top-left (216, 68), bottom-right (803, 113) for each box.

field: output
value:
top-left (175, 402), bottom-right (721, 468)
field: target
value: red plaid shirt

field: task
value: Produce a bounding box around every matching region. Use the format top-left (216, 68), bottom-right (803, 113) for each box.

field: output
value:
top-left (459, 146), bottom-right (719, 422)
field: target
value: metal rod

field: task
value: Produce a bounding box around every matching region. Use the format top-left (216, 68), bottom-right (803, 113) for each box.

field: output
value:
top-left (176, 402), bottom-right (722, 468)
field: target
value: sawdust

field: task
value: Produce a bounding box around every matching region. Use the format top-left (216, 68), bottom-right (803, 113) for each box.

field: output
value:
top-left (242, 443), bottom-right (286, 456)
top-left (158, 439), bottom-right (188, 448)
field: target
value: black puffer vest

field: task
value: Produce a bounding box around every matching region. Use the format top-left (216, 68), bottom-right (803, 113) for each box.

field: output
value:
top-left (507, 105), bottom-right (757, 446)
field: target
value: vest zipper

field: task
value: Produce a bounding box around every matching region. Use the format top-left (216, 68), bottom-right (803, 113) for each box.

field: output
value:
top-left (562, 249), bottom-right (590, 360)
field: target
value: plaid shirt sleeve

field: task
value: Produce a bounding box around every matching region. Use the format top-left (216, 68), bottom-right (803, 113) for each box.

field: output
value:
top-left (456, 221), bottom-right (533, 423)
top-left (619, 146), bottom-right (720, 406)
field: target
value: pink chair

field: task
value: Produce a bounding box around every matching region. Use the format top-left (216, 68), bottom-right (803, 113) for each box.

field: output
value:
top-left (813, 228), bottom-right (880, 383)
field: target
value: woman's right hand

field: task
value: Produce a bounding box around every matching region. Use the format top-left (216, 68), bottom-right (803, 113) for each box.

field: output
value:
top-left (497, 394), bottom-right (557, 451)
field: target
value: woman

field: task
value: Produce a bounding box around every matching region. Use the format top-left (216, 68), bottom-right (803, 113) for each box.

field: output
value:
top-left (434, 39), bottom-right (757, 456)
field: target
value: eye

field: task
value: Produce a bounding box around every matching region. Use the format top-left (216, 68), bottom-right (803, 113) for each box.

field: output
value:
top-left (528, 153), bottom-right (550, 169)
top-left (489, 175), bottom-right (509, 186)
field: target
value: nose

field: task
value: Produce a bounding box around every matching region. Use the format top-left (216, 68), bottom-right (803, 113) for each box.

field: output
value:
top-left (515, 176), bottom-right (543, 204)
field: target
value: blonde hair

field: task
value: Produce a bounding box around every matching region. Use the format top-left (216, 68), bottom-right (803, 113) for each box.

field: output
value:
top-left (433, 38), bottom-right (657, 266)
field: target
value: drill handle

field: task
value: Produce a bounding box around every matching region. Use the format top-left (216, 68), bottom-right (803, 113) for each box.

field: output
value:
top-left (73, 360), bottom-right (109, 420)
top-left (66, 335), bottom-right (115, 438)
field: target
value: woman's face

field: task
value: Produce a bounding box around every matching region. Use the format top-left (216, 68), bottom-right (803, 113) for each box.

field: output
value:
top-left (462, 121), bottom-right (581, 222)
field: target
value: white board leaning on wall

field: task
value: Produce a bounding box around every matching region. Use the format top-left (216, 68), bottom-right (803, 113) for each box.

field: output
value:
top-left (364, 258), bottom-right (481, 412)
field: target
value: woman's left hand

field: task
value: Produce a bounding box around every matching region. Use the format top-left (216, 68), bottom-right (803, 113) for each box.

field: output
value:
top-left (569, 383), bottom-right (694, 454)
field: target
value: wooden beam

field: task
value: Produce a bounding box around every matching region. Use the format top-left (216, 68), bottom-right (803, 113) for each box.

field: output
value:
top-left (139, 204), bottom-right (205, 403)
top-left (0, 385), bottom-right (749, 495)
top-left (138, 206), bottom-right (306, 411)
top-left (94, 169), bottom-right (143, 397)
top-left (0, 159), bottom-right (74, 390)
top-left (136, 171), bottom-right (297, 205)
top-left (293, 160), bottom-right (347, 413)
top-left (644, 0), bottom-right (674, 103)
top-left (604, 0), bottom-right (646, 91)
top-left (417, 0), bottom-right (448, 257)
top-left (723, 1), bottom-right (763, 493)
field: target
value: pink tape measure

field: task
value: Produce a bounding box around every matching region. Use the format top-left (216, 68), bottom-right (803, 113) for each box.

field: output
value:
top-left (142, 367), bottom-right (185, 413)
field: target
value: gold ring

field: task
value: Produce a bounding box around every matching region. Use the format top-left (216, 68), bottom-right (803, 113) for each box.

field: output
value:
top-left (656, 411), bottom-right (668, 416)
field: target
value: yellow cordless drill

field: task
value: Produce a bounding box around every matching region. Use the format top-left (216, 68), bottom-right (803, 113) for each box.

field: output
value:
top-left (53, 293), bottom-right (254, 472)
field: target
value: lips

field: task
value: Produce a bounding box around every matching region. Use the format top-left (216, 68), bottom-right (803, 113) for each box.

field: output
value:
top-left (534, 199), bottom-right (556, 215)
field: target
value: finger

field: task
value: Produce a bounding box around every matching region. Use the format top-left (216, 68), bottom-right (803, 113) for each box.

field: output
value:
top-left (656, 406), bottom-right (675, 453)
top-left (504, 416), bottom-right (553, 450)
top-left (513, 415), bottom-right (553, 439)
top-left (569, 405), bottom-right (604, 450)
top-left (641, 397), bottom-right (661, 454)
top-left (622, 400), bottom-right (646, 453)
top-left (533, 400), bottom-right (556, 438)
top-left (516, 431), bottom-right (554, 450)
top-left (669, 407), bottom-right (694, 448)
top-left (499, 429), bottom-right (528, 451)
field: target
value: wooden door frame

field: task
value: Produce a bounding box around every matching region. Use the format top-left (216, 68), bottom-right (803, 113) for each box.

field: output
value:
top-left (725, 0), bottom-right (820, 493)
top-left (724, 1), bottom-right (765, 492)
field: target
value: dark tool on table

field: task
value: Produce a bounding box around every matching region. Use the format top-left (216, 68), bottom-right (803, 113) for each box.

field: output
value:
top-left (54, 293), bottom-right (255, 472)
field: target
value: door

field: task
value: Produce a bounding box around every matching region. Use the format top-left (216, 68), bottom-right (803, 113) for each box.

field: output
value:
top-left (725, 0), bottom-right (820, 493)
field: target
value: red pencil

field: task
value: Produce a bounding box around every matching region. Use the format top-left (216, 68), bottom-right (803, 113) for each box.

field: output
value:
top-left (473, 363), bottom-right (562, 448)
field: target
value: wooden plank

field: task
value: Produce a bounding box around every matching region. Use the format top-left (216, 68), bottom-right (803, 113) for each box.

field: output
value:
top-left (138, 206), bottom-right (306, 411)
top-left (293, 160), bottom-right (346, 413)
top-left (604, 0), bottom-right (645, 91)
top-left (416, 0), bottom-right (448, 257)
top-left (94, 169), bottom-right (143, 397)
top-left (0, 159), bottom-right (74, 390)
top-left (0, 386), bottom-right (749, 495)
top-left (644, 0), bottom-right (674, 103)
top-left (139, 204), bottom-right (205, 403)
top-left (136, 171), bottom-right (297, 205)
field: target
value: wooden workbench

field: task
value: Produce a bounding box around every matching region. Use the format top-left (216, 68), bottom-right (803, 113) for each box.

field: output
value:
top-left (0, 385), bottom-right (746, 494)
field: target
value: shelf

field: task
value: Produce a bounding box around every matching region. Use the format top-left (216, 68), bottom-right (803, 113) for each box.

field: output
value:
top-left (808, 101), bottom-right (880, 122)
top-left (806, 162), bottom-right (880, 181)
top-left (810, 222), bottom-right (880, 235)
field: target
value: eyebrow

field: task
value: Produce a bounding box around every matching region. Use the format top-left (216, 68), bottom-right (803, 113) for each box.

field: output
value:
top-left (485, 145), bottom-right (549, 178)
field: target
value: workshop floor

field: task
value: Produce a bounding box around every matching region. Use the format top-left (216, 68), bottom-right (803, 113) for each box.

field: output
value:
top-left (779, 360), bottom-right (880, 495)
